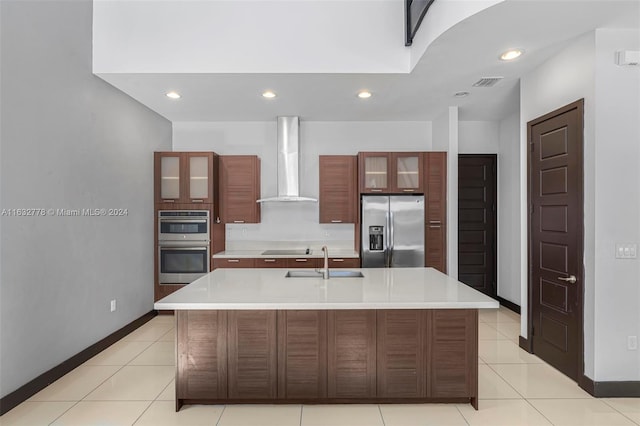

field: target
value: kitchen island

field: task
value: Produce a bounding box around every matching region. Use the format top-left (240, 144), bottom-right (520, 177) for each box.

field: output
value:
top-left (154, 267), bottom-right (499, 410)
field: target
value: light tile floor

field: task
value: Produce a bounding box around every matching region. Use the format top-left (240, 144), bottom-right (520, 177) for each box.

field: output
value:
top-left (2, 306), bottom-right (638, 426)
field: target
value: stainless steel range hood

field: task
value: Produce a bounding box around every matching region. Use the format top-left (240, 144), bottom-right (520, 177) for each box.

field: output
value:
top-left (257, 116), bottom-right (317, 203)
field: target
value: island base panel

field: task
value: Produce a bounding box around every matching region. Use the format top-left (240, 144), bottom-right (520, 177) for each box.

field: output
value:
top-left (176, 309), bottom-right (478, 410)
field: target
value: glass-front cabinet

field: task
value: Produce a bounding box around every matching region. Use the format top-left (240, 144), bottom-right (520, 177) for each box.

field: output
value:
top-left (159, 154), bottom-right (182, 202)
top-left (393, 152), bottom-right (423, 193)
top-left (359, 152), bottom-right (423, 193)
top-left (154, 152), bottom-right (218, 205)
top-left (186, 154), bottom-right (213, 203)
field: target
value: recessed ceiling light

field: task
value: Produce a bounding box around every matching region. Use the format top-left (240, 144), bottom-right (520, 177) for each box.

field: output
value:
top-left (358, 90), bottom-right (372, 99)
top-left (454, 91), bottom-right (470, 98)
top-left (165, 91), bottom-right (181, 99)
top-left (262, 91), bottom-right (277, 99)
top-left (500, 49), bottom-right (523, 61)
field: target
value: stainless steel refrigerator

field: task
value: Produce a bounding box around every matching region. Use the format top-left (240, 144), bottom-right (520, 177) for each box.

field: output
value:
top-left (361, 195), bottom-right (425, 268)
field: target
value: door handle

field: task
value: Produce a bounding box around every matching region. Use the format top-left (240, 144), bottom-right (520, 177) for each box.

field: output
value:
top-left (558, 275), bottom-right (577, 284)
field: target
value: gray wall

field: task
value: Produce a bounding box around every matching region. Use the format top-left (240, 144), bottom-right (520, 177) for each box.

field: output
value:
top-left (0, 0), bottom-right (172, 397)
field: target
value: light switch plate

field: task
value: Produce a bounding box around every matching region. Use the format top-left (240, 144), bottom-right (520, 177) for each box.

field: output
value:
top-left (616, 243), bottom-right (638, 259)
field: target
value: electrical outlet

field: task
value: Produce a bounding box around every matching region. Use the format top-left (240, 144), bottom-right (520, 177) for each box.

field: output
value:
top-left (628, 336), bottom-right (638, 351)
top-left (616, 243), bottom-right (638, 259)
top-left (324, 231), bottom-right (330, 237)
top-left (110, 299), bottom-right (117, 312)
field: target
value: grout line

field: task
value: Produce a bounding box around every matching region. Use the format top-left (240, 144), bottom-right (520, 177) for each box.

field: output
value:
top-left (47, 400), bottom-right (82, 426)
top-left (601, 398), bottom-right (640, 424)
top-left (454, 404), bottom-right (471, 426)
top-left (523, 398), bottom-right (556, 425)
top-left (377, 404), bottom-right (387, 426)
top-left (131, 400), bottom-right (155, 425)
top-left (482, 363), bottom-right (527, 400)
top-left (215, 405), bottom-right (226, 426)
top-left (299, 404), bottom-right (303, 426)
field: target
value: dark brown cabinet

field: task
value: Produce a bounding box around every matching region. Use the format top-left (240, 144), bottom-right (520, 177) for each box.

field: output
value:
top-left (277, 311), bottom-right (328, 399)
top-left (377, 310), bottom-right (427, 398)
top-left (255, 258), bottom-right (287, 268)
top-left (154, 152), bottom-right (219, 207)
top-left (212, 257), bottom-right (358, 269)
top-left (219, 156), bottom-right (261, 224)
top-left (176, 311), bottom-right (227, 400)
top-left (424, 152), bottom-right (447, 273)
top-left (429, 310), bottom-right (477, 399)
top-left (287, 258), bottom-right (322, 268)
top-left (358, 152), bottom-right (423, 194)
top-left (175, 308), bottom-right (478, 409)
top-left (212, 258), bottom-right (255, 269)
top-left (328, 258), bottom-right (360, 268)
top-left (327, 310), bottom-right (377, 398)
top-left (227, 311), bottom-right (278, 399)
top-left (319, 156), bottom-right (358, 223)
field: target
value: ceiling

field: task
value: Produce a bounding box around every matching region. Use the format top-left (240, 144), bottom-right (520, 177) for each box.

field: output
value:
top-left (97, 1), bottom-right (639, 122)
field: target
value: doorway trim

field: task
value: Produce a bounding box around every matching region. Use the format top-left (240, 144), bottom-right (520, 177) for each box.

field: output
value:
top-left (525, 99), bottom-right (587, 391)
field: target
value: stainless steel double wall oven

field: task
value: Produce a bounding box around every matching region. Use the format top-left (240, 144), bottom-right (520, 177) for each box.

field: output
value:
top-left (158, 210), bottom-right (210, 284)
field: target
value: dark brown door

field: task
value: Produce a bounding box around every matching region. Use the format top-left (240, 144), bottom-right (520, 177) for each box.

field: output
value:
top-left (458, 155), bottom-right (496, 297)
top-left (528, 100), bottom-right (584, 381)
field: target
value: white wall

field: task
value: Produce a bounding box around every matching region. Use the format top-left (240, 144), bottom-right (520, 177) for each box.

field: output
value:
top-left (458, 121), bottom-right (499, 154)
top-left (173, 121), bottom-right (432, 244)
top-left (497, 112), bottom-right (521, 305)
top-left (408, 0), bottom-right (503, 69)
top-left (592, 28), bottom-right (640, 381)
top-left (93, 0), bottom-right (409, 74)
top-left (521, 29), bottom-right (640, 381)
top-left (0, 0), bottom-right (172, 397)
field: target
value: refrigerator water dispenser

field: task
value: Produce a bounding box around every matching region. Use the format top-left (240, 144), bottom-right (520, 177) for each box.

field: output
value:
top-left (369, 226), bottom-right (384, 251)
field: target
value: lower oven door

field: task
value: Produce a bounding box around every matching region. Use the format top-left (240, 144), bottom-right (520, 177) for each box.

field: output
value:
top-left (158, 242), bottom-right (210, 284)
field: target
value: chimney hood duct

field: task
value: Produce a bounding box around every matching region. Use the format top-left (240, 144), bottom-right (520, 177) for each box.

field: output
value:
top-left (257, 116), bottom-right (317, 203)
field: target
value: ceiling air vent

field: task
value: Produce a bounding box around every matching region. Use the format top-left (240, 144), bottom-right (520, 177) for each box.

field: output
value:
top-left (472, 77), bottom-right (504, 87)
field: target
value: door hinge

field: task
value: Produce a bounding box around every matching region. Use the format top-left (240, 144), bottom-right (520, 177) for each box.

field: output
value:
top-left (530, 205), bottom-right (534, 215)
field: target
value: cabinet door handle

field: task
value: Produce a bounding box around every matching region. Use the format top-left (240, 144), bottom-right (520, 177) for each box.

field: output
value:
top-left (429, 225), bottom-right (441, 229)
top-left (295, 259), bottom-right (308, 262)
top-left (263, 259), bottom-right (276, 263)
top-left (191, 199), bottom-right (204, 203)
top-left (403, 189), bottom-right (416, 192)
top-left (162, 199), bottom-right (175, 203)
top-left (233, 220), bottom-right (245, 223)
top-left (332, 258), bottom-right (344, 262)
top-left (429, 220), bottom-right (442, 224)
top-left (370, 189), bottom-right (383, 192)
top-left (227, 259), bottom-right (240, 263)
top-left (331, 219), bottom-right (343, 223)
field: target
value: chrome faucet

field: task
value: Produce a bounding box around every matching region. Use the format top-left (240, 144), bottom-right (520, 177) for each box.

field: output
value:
top-left (321, 245), bottom-right (329, 279)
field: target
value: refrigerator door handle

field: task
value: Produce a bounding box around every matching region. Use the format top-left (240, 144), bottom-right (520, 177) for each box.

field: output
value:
top-left (389, 211), bottom-right (394, 267)
top-left (385, 211), bottom-right (391, 267)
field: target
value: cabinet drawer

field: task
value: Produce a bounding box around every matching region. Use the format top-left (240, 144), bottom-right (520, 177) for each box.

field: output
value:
top-left (255, 258), bottom-right (287, 268)
top-left (287, 258), bottom-right (322, 268)
top-left (328, 258), bottom-right (360, 268)
top-left (213, 258), bottom-right (255, 269)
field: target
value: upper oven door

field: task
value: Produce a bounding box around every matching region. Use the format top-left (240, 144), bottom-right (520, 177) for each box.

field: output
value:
top-left (158, 211), bottom-right (209, 241)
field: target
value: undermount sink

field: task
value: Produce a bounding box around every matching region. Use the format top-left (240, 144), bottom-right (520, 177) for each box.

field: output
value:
top-left (285, 270), bottom-right (364, 278)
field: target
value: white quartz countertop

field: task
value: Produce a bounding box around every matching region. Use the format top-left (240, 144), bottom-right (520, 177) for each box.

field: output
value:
top-left (154, 267), bottom-right (499, 310)
top-left (212, 249), bottom-right (359, 259)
